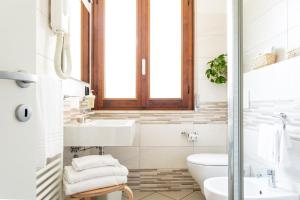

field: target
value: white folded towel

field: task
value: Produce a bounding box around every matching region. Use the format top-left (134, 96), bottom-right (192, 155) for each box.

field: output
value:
top-left (64, 176), bottom-right (127, 195)
top-left (72, 155), bottom-right (120, 171)
top-left (257, 124), bottom-right (280, 163)
top-left (64, 165), bottom-right (129, 184)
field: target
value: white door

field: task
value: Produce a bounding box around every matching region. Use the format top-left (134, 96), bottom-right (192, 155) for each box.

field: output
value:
top-left (0, 0), bottom-right (37, 199)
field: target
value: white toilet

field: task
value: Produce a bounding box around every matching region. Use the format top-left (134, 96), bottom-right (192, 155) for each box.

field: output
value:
top-left (187, 153), bottom-right (228, 191)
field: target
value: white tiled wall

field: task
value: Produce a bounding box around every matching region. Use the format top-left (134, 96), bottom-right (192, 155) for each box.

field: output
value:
top-left (194, 124), bottom-right (228, 146)
top-left (140, 124), bottom-right (193, 147)
top-left (139, 147), bottom-right (194, 169)
top-left (244, 56), bottom-right (300, 103)
top-left (36, 0), bottom-right (63, 159)
top-left (104, 123), bottom-right (227, 169)
top-left (194, 0), bottom-right (227, 103)
top-left (243, 0), bottom-right (300, 72)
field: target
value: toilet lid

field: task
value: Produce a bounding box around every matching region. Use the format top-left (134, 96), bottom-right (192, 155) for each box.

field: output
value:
top-left (187, 153), bottom-right (228, 166)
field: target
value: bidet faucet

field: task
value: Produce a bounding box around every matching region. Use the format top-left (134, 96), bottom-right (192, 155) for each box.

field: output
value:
top-left (267, 169), bottom-right (276, 188)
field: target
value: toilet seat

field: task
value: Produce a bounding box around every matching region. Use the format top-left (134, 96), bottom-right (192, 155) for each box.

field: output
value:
top-left (187, 153), bottom-right (228, 166)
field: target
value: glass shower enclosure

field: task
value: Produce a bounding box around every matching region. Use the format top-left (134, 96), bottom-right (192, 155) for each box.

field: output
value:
top-left (228, 0), bottom-right (300, 199)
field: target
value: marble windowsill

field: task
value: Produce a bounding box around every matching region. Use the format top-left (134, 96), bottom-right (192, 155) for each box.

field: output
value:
top-left (94, 110), bottom-right (197, 114)
top-left (93, 101), bottom-right (227, 114)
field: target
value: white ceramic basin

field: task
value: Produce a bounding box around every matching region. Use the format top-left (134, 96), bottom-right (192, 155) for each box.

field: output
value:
top-left (204, 177), bottom-right (298, 200)
top-left (64, 119), bottom-right (136, 146)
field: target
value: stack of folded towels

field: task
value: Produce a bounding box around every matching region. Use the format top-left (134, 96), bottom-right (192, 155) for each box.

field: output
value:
top-left (64, 155), bottom-right (129, 196)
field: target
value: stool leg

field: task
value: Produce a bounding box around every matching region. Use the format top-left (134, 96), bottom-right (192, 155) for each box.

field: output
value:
top-left (123, 185), bottom-right (133, 200)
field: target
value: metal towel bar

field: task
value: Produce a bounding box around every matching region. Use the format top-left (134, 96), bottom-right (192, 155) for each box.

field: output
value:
top-left (272, 113), bottom-right (288, 129)
top-left (272, 113), bottom-right (300, 141)
top-left (0, 70), bottom-right (37, 88)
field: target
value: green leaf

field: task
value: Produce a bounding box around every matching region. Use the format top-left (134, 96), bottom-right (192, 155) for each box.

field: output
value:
top-left (204, 54), bottom-right (228, 84)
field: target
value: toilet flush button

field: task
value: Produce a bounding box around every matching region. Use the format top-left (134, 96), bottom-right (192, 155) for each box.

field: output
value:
top-left (15, 104), bottom-right (32, 122)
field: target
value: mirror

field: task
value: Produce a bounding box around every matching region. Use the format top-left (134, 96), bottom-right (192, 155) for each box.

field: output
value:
top-left (68, 0), bottom-right (91, 83)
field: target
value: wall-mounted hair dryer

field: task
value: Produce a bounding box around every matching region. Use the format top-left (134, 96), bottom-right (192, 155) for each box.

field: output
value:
top-left (50, 0), bottom-right (72, 79)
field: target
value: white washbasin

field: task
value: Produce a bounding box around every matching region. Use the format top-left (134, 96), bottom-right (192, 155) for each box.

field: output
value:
top-left (64, 119), bottom-right (136, 146)
top-left (204, 177), bottom-right (298, 200)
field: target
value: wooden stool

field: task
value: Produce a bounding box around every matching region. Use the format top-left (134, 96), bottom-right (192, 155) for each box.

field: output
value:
top-left (69, 184), bottom-right (133, 200)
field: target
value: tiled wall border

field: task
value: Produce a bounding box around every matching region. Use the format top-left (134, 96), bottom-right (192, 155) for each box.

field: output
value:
top-left (92, 102), bottom-right (227, 124)
top-left (128, 169), bottom-right (200, 192)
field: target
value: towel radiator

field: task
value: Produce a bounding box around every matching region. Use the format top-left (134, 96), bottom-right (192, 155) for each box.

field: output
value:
top-left (36, 155), bottom-right (63, 200)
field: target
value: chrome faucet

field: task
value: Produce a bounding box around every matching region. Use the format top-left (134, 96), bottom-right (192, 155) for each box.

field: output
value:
top-left (267, 169), bottom-right (276, 188)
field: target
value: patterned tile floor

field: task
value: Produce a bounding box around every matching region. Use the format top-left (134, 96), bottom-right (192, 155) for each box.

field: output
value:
top-left (122, 191), bottom-right (205, 200)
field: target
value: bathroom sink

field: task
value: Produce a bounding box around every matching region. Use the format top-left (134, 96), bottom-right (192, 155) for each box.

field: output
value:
top-left (204, 177), bottom-right (298, 200)
top-left (64, 119), bottom-right (136, 146)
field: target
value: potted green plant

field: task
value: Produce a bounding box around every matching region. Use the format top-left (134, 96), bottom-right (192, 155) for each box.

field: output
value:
top-left (205, 54), bottom-right (227, 84)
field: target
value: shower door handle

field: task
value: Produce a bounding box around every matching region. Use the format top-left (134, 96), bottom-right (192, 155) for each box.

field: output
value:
top-left (0, 71), bottom-right (38, 88)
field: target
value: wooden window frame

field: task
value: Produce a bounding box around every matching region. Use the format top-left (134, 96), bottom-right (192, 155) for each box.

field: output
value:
top-left (81, 1), bottom-right (90, 83)
top-left (91, 0), bottom-right (194, 110)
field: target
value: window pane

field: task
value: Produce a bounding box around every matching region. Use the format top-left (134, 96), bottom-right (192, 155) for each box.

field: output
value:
top-left (150, 0), bottom-right (182, 98)
top-left (69, 0), bottom-right (82, 80)
top-left (104, 0), bottom-right (136, 98)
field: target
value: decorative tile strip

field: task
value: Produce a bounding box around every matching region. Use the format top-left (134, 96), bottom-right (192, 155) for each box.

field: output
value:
top-left (90, 102), bottom-right (228, 124)
top-left (244, 100), bottom-right (300, 132)
top-left (127, 169), bottom-right (200, 192)
top-left (63, 99), bottom-right (228, 124)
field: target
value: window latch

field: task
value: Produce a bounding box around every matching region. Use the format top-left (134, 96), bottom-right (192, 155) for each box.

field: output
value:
top-left (142, 58), bottom-right (146, 76)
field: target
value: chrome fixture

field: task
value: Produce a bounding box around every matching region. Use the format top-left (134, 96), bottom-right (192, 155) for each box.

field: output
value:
top-left (181, 131), bottom-right (200, 142)
top-left (272, 113), bottom-right (288, 129)
top-left (0, 71), bottom-right (37, 88)
top-left (76, 114), bottom-right (91, 123)
top-left (267, 169), bottom-right (276, 188)
top-left (76, 117), bottom-right (86, 124)
top-left (271, 113), bottom-right (300, 141)
top-left (64, 95), bottom-right (85, 99)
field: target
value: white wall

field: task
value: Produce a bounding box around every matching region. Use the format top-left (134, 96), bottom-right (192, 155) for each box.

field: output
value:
top-left (195, 0), bottom-right (228, 103)
top-left (243, 0), bottom-right (300, 72)
top-left (36, 0), bottom-right (63, 159)
top-left (102, 123), bottom-right (227, 169)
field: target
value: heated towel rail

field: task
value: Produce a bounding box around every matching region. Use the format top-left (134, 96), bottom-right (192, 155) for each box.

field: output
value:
top-left (36, 155), bottom-right (62, 200)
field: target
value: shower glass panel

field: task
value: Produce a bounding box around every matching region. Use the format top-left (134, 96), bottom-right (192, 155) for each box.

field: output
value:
top-left (242, 0), bottom-right (299, 200)
top-left (217, 0), bottom-right (298, 199)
